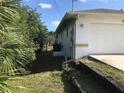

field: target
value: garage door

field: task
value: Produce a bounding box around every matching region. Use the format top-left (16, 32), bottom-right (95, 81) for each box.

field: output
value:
top-left (88, 23), bottom-right (124, 54)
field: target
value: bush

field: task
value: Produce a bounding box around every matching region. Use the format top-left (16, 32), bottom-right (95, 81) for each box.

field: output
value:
top-left (53, 43), bottom-right (62, 51)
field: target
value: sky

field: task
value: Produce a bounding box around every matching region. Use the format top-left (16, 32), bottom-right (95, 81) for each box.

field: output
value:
top-left (22, 0), bottom-right (124, 31)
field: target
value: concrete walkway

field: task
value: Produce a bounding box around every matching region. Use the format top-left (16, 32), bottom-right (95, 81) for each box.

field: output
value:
top-left (90, 55), bottom-right (124, 71)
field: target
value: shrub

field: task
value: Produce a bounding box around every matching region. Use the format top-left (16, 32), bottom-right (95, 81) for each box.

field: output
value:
top-left (53, 43), bottom-right (62, 51)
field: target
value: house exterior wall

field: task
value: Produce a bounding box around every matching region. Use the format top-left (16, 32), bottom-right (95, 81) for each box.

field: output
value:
top-left (57, 22), bottom-right (75, 59)
top-left (75, 14), bottom-right (124, 59)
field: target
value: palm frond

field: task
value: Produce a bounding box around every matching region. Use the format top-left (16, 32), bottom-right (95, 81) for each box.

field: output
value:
top-left (0, 0), bottom-right (20, 30)
top-left (0, 76), bottom-right (13, 93)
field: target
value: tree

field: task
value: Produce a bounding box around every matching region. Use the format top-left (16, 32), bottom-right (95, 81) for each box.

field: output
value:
top-left (47, 31), bottom-right (55, 46)
top-left (0, 0), bottom-right (49, 92)
top-left (27, 9), bottom-right (48, 51)
top-left (0, 0), bottom-right (21, 92)
top-left (44, 31), bottom-right (55, 51)
top-left (0, 0), bottom-right (34, 75)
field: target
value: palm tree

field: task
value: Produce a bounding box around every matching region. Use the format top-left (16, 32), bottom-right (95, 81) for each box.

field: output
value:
top-left (0, 0), bottom-right (24, 92)
top-left (0, 76), bottom-right (14, 93)
top-left (0, 0), bottom-right (34, 76)
top-left (0, 0), bottom-right (25, 74)
top-left (0, 0), bottom-right (19, 31)
top-left (0, 0), bottom-right (48, 92)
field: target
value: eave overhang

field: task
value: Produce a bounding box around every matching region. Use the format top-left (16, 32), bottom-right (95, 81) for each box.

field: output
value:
top-left (55, 12), bottom-right (78, 34)
top-left (55, 11), bottom-right (124, 34)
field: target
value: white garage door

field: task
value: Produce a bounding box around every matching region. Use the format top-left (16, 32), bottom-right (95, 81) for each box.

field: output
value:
top-left (89, 23), bottom-right (124, 54)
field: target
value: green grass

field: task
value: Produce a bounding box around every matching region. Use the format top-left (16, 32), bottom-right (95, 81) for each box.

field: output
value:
top-left (5, 71), bottom-right (75, 93)
top-left (80, 58), bottom-right (124, 84)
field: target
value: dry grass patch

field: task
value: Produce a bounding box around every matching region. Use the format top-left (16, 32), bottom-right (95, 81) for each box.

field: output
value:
top-left (5, 71), bottom-right (75, 93)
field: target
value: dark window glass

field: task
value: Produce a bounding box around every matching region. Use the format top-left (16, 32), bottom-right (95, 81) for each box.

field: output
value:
top-left (66, 27), bottom-right (68, 37)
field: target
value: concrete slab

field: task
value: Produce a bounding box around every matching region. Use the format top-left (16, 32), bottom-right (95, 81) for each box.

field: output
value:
top-left (89, 55), bottom-right (124, 71)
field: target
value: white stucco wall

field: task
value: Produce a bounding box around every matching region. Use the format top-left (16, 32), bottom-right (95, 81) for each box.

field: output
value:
top-left (57, 22), bottom-right (74, 59)
top-left (88, 23), bottom-right (124, 54)
top-left (75, 13), bottom-right (124, 59)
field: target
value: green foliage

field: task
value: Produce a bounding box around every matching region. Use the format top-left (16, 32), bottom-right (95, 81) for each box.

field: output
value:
top-left (0, 0), bottom-right (48, 92)
top-left (0, 0), bottom-right (29, 76)
top-left (0, 0), bottom-right (48, 75)
top-left (0, 76), bottom-right (14, 93)
top-left (46, 31), bottom-right (55, 45)
top-left (27, 9), bottom-right (48, 49)
top-left (0, 0), bottom-right (20, 31)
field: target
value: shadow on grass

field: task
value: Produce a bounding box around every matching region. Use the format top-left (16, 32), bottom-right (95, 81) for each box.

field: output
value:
top-left (28, 50), bottom-right (78, 93)
top-left (31, 50), bottom-right (65, 73)
top-left (61, 72), bottom-right (79, 93)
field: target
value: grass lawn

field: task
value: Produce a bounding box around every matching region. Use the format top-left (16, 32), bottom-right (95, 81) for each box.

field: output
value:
top-left (80, 58), bottom-right (124, 84)
top-left (6, 71), bottom-right (76, 93)
top-left (5, 50), bottom-right (76, 93)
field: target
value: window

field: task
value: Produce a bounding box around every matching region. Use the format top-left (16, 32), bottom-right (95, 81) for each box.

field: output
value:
top-left (61, 33), bottom-right (62, 38)
top-left (66, 27), bottom-right (68, 37)
top-left (70, 27), bottom-right (74, 44)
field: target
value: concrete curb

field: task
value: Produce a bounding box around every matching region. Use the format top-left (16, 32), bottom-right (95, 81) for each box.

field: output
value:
top-left (64, 70), bottom-right (86, 93)
top-left (73, 79), bottom-right (86, 93)
top-left (78, 61), bottom-right (124, 93)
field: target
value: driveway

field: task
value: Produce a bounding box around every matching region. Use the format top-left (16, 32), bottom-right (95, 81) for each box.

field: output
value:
top-left (89, 55), bottom-right (124, 71)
